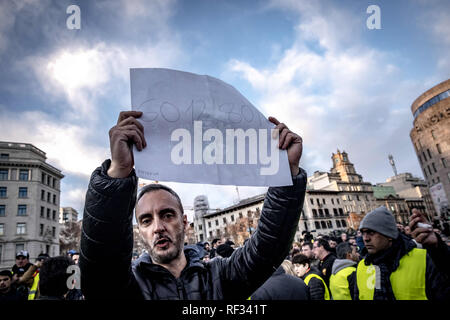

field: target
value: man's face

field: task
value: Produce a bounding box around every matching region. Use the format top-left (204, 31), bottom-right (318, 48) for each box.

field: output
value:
top-left (329, 240), bottom-right (337, 248)
top-left (293, 263), bottom-right (309, 278)
top-left (136, 190), bottom-right (187, 265)
top-left (0, 275), bottom-right (11, 292)
top-left (312, 242), bottom-right (324, 260)
top-left (15, 256), bottom-right (28, 268)
top-left (301, 245), bottom-right (313, 258)
top-left (361, 229), bottom-right (392, 255)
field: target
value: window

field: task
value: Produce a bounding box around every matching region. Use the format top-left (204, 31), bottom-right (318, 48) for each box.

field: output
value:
top-left (0, 169), bottom-right (8, 180)
top-left (41, 173), bottom-right (46, 184)
top-left (18, 187), bottom-right (27, 198)
top-left (52, 210), bottom-right (56, 221)
top-left (0, 205), bottom-right (5, 217)
top-left (231, 215), bottom-right (234, 222)
top-left (53, 194), bottom-right (56, 204)
top-left (339, 208), bottom-right (344, 216)
top-left (0, 224), bottom-right (4, 236)
top-left (47, 175), bottom-right (51, 185)
top-left (427, 149), bottom-right (432, 159)
top-left (223, 217), bottom-right (227, 224)
top-left (17, 205), bottom-right (27, 216)
top-left (52, 179), bottom-right (56, 188)
top-left (40, 206), bottom-right (44, 218)
top-left (52, 227), bottom-right (56, 238)
top-left (336, 198), bottom-right (340, 205)
top-left (208, 222), bottom-right (211, 228)
top-left (40, 224), bottom-right (44, 236)
top-left (336, 220), bottom-right (341, 228)
top-left (436, 144), bottom-right (442, 154)
top-left (422, 152), bottom-right (427, 162)
top-left (324, 208), bottom-right (330, 217)
top-left (47, 192), bottom-right (51, 202)
top-left (0, 153), bottom-right (9, 159)
top-left (331, 198), bottom-right (334, 205)
top-left (341, 220), bottom-right (347, 227)
top-left (316, 198), bottom-right (320, 206)
top-left (312, 209), bottom-right (317, 217)
top-left (321, 221), bottom-right (326, 229)
top-left (17, 223), bottom-right (26, 234)
top-left (47, 208), bottom-right (50, 219)
top-left (310, 198), bottom-right (314, 205)
top-left (442, 158), bottom-right (447, 168)
top-left (19, 169), bottom-right (29, 181)
top-left (432, 162), bottom-right (437, 173)
top-left (318, 209), bottom-right (324, 217)
top-left (215, 219), bottom-right (218, 226)
top-left (327, 221), bottom-right (332, 228)
top-left (41, 190), bottom-right (45, 200)
top-left (356, 195), bottom-right (360, 201)
top-left (333, 208), bottom-right (338, 216)
top-left (322, 198), bottom-right (326, 204)
top-left (0, 187), bottom-right (6, 198)
top-left (315, 221), bottom-right (321, 229)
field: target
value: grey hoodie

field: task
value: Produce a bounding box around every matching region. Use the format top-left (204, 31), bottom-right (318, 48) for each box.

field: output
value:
top-left (331, 259), bottom-right (357, 275)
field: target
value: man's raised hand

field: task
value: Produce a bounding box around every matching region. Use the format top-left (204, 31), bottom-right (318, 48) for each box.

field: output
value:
top-left (107, 111), bottom-right (147, 178)
top-left (269, 116), bottom-right (303, 176)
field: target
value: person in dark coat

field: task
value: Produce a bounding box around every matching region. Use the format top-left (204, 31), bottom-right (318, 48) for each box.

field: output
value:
top-left (0, 270), bottom-right (26, 301)
top-left (313, 238), bottom-right (337, 287)
top-left (79, 111), bottom-right (306, 300)
top-left (250, 260), bottom-right (310, 300)
top-left (292, 254), bottom-right (330, 300)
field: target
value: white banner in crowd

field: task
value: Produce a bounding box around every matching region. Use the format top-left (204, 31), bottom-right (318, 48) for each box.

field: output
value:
top-left (130, 68), bottom-right (292, 186)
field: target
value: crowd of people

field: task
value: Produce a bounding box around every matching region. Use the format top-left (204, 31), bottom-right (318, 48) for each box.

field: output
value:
top-left (162, 206), bottom-right (450, 300)
top-left (0, 250), bottom-right (83, 301)
top-left (3, 110), bottom-right (448, 301)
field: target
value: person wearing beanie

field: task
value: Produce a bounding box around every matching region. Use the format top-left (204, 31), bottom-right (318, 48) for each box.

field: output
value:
top-left (355, 206), bottom-right (450, 300)
top-left (215, 244), bottom-right (234, 258)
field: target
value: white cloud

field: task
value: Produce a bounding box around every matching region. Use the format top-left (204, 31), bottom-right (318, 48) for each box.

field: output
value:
top-left (229, 0), bottom-right (425, 183)
top-left (0, 108), bottom-right (109, 178)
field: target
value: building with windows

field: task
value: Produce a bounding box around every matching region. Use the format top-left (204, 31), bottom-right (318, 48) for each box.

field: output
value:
top-left (410, 79), bottom-right (450, 217)
top-left (59, 207), bottom-right (79, 224)
top-left (0, 141), bottom-right (63, 269)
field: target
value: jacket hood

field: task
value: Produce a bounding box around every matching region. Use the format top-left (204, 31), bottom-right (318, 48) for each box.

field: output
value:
top-left (331, 259), bottom-right (357, 275)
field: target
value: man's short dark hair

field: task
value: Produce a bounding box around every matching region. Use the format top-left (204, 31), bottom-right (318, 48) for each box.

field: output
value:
top-left (137, 184), bottom-right (184, 214)
top-left (302, 242), bottom-right (313, 250)
top-left (316, 238), bottom-right (332, 252)
top-left (212, 238), bottom-right (220, 246)
top-left (336, 242), bottom-right (352, 259)
top-left (39, 256), bottom-right (74, 297)
top-left (291, 254), bottom-right (310, 266)
top-left (0, 270), bottom-right (12, 279)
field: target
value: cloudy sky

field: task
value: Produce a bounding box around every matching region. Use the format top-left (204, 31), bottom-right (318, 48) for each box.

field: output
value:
top-left (1, 0), bottom-right (449, 222)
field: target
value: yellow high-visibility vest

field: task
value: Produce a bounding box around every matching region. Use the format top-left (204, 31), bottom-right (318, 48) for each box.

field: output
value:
top-left (304, 273), bottom-right (331, 300)
top-left (356, 248), bottom-right (427, 300)
top-left (28, 272), bottom-right (39, 300)
top-left (329, 266), bottom-right (356, 300)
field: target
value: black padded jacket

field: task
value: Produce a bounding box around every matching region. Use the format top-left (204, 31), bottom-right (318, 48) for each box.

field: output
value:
top-left (79, 160), bottom-right (307, 300)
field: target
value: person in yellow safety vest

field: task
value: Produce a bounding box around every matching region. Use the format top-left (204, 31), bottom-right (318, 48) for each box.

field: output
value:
top-left (21, 253), bottom-right (49, 300)
top-left (292, 254), bottom-right (331, 300)
top-left (329, 242), bottom-right (359, 300)
top-left (355, 206), bottom-right (450, 300)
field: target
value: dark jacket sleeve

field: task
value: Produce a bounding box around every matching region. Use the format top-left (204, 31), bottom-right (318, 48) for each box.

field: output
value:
top-left (427, 234), bottom-right (450, 279)
top-left (347, 271), bottom-right (356, 300)
top-left (79, 160), bottom-right (141, 299)
top-left (215, 168), bottom-right (307, 299)
top-left (308, 277), bottom-right (326, 300)
top-left (425, 253), bottom-right (450, 300)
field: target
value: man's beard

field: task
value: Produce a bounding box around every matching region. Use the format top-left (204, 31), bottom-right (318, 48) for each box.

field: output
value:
top-left (147, 230), bottom-right (185, 264)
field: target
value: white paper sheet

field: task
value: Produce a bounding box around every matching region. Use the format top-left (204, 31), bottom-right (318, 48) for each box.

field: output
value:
top-left (130, 68), bottom-right (292, 186)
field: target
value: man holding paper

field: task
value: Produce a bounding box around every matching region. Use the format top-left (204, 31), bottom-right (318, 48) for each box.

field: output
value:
top-left (79, 109), bottom-right (306, 299)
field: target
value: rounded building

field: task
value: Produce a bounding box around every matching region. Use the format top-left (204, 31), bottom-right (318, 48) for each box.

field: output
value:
top-left (410, 79), bottom-right (450, 217)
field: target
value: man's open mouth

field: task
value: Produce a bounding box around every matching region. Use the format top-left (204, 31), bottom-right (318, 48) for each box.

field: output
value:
top-left (154, 237), bottom-right (171, 248)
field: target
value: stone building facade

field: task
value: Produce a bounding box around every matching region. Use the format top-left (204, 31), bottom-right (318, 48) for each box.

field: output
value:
top-left (0, 141), bottom-right (63, 269)
top-left (410, 79), bottom-right (450, 217)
